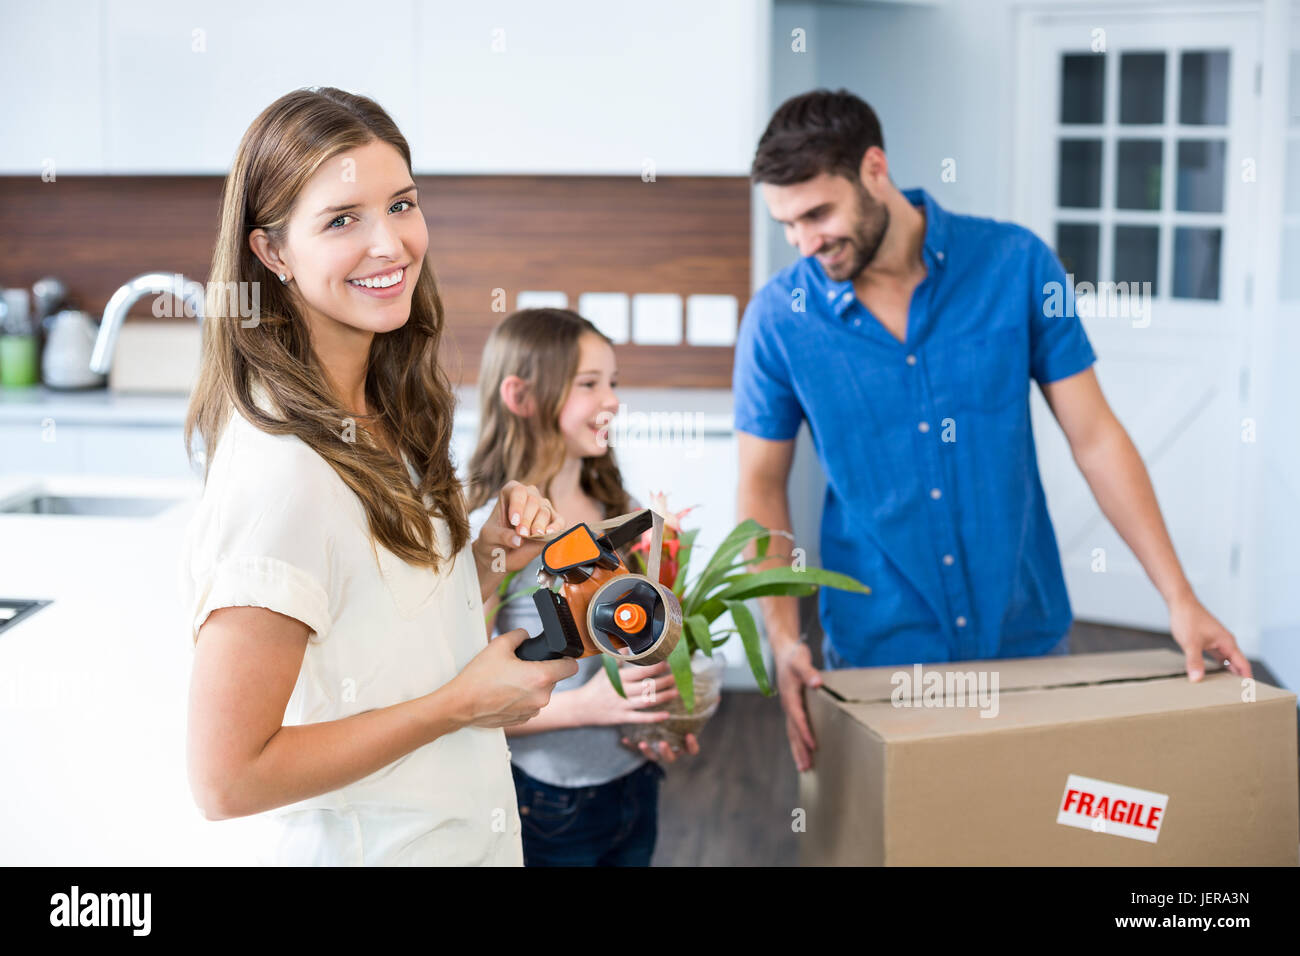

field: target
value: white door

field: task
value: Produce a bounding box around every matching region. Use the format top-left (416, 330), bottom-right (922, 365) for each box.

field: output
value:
top-left (1016, 9), bottom-right (1262, 634)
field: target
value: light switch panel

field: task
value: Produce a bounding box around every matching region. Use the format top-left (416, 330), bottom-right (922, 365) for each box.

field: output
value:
top-left (516, 290), bottom-right (568, 310)
top-left (631, 293), bottom-right (683, 345)
top-left (578, 292), bottom-right (631, 343)
top-left (686, 294), bottom-right (739, 346)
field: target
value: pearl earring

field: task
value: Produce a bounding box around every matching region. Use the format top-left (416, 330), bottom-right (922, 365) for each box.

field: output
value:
top-left (279, 273), bottom-right (288, 283)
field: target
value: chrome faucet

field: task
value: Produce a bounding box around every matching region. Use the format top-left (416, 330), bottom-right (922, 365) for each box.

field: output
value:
top-left (89, 273), bottom-right (205, 375)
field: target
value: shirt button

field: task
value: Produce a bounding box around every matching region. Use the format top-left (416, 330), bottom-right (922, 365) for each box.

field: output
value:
top-left (930, 488), bottom-right (942, 500)
top-left (943, 554), bottom-right (955, 566)
top-left (841, 291), bottom-right (853, 304)
top-left (937, 251), bottom-right (946, 261)
top-left (956, 616), bottom-right (967, 627)
top-left (918, 421), bottom-right (930, 433)
top-left (906, 354), bottom-right (917, 366)
top-left (853, 318), bottom-right (861, 326)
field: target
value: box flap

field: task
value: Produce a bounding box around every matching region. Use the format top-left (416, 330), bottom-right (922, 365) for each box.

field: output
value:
top-left (835, 670), bottom-right (1292, 741)
top-left (820, 648), bottom-right (1216, 704)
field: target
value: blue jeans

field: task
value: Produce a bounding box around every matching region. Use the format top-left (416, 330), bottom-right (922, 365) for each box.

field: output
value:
top-left (822, 632), bottom-right (1070, 668)
top-left (511, 762), bottom-right (663, 867)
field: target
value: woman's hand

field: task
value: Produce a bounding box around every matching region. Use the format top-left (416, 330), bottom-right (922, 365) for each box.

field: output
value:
top-left (472, 481), bottom-right (565, 596)
top-left (447, 628), bottom-right (579, 729)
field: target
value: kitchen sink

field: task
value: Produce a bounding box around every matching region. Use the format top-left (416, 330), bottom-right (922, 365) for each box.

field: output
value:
top-left (0, 493), bottom-right (180, 517)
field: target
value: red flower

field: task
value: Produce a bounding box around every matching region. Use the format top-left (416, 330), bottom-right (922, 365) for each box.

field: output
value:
top-left (630, 492), bottom-right (695, 588)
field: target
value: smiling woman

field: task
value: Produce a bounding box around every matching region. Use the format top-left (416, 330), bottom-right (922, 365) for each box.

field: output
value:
top-left (178, 87), bottom-right (578, 866)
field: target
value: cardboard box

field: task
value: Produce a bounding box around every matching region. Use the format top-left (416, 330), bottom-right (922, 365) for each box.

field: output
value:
top-left (798, 649), bottom-right (1298, 865)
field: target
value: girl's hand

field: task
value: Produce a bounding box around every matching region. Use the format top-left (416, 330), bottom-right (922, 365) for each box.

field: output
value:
top-left (448, 628), bottom-right (579, 729)
top-left (473, 481), bottom-right (565, 574)
top-left (622, 732), bottom-right (701, 765)
top-left (572, 659), bottom-right (678, 727)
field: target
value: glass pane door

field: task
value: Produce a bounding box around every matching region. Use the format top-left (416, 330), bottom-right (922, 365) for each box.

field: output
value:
top-left (1052, 43), bottom-right (1232, 301)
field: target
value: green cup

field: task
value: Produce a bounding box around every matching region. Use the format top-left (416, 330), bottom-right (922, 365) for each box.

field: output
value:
top-left (0, 334), bottom-right (39, 387)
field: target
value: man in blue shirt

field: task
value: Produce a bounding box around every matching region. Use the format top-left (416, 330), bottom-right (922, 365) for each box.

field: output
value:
top-left (734, 89), bottom-right (1252, 771)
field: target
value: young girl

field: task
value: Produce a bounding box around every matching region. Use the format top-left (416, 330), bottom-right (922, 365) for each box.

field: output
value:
top-left (467, 308), bottom-right (700, 867)
top-left (179, 88), bottom-right (577, 866)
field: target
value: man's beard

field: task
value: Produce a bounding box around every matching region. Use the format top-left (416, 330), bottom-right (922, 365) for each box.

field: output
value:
top-left (820, 183), bottom-right (890, 281)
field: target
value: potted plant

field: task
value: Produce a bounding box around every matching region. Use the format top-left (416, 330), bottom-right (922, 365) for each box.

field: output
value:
top-left (613, 493), bottom-right (871, 752)
top-left (484, 494), bottom-right (871, 752)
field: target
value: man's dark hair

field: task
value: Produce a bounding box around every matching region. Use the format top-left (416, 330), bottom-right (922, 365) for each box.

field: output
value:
top-left (750, 89), bottom-right (885, 186)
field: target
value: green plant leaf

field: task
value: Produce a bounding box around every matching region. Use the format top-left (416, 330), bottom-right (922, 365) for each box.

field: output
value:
top-left (691, 583), bottom-right (818, 625)
top-left (718, 566), bottom-right (870, 602)
top-left (602, 655), bottom-right (627, 699)
top-left (684, 520), bottom-right (772, 615)
top-left (671, 527), bottom-right (701, 595)
top-left (667, 635), bottom-right (695, 713)
top-left (684, 614), bottom-right (713, 657)
top-left (723, 599), bottom-right (773, 697)
top-left (483, 580), bottom-right (541, 630)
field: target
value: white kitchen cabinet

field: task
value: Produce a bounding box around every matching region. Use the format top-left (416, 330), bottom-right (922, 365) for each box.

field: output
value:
top-left (0, 423), bottom-right (82, 474)
top-left (0, 422), bottom-right (194, 478)
top-left (78, 424), bottom-right (196, 478)
top-left (100, 0), bottom-right (419, 173)
top-left (0, 0), bottom-right (106, 174)
top-left (412, 0), bottom-right (768, 174)
top-left (0, 0), bottom-right (768, 175)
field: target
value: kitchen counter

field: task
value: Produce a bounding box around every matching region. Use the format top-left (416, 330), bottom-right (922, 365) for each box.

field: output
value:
top-left (0, 480), bottom-right (271, 864)
top-left (0, 385), bottom-right (738, 431)
top-left (0, 386), bottom-right (191, 426)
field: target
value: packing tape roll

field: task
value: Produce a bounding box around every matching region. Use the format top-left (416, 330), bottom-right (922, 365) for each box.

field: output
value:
top-left (586, 573), bottom-right (682, 665)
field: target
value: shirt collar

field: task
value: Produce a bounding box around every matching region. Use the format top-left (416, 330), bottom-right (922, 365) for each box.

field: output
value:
top-left (903, 187), bottom-right (949, 271)
top-left (817, 187), bottom-right (949, 318)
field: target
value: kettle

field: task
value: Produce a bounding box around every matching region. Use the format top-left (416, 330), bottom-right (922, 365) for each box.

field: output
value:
top-left (42, 310), bottom-right (107, 389)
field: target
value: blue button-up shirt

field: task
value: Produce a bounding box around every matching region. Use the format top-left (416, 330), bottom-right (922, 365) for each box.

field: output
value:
top-left (734, 188), bottom-right (1097, 666)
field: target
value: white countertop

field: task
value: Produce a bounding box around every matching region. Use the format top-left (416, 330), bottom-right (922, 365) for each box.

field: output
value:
top-left (0, 474), bottom-right (268, 864)
top-left (0, 386), bottom-right (191, 426)
top-left (0, 385), bottom-right (738, 431)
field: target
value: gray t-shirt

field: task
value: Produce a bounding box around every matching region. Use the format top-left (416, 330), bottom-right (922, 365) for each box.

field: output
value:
top-left (469, 499), bottom-right (647, 788)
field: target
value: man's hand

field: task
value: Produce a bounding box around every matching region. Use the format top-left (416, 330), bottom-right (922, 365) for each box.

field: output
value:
top-left (1169, 593), bottom-right (1252, 682)
top-left (774, 641), bottom-right (822, 772)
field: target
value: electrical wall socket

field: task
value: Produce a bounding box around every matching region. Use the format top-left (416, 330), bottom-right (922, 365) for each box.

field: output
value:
top-left (515, 290), bottom-right (568, 310)
top-left (630, 293), bottom-right (683, 345)
top-left (577, 292), bottom-right (631, 343)
top-left (685, 294), bottom-right (738, 346)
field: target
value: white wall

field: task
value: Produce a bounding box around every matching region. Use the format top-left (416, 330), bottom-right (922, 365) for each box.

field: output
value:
top-left (1251, 0), bottom-right (1300, 693)
top-left (766, 0), bottom-right (1014, 275)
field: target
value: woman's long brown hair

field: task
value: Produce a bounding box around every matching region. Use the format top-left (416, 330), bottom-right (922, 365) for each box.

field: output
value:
top-left (185, 87), bottom-right (467, 572)
top-left (467, 309), bottom-right (629, 520)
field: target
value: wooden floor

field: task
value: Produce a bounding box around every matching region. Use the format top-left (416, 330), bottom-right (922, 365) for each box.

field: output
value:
top-left (651, 620), bottom-right (1299, 866)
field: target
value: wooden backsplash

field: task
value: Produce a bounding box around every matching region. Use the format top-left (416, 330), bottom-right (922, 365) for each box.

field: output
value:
top-left (0, 175), bottom-right (750, 388)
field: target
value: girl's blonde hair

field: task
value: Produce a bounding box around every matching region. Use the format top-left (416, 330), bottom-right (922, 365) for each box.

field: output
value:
top-left (467, 309), bottom-right (629, 519)
top-left (185, 87), bottom-right (467, 572)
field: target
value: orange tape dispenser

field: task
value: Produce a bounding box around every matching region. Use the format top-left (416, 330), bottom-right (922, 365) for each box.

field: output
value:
top-left (513, 508), bottom-right (682, 666)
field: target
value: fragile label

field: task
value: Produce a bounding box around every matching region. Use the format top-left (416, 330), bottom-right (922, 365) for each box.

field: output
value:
top-left (1057, 774), bottom-right (1168, 843)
